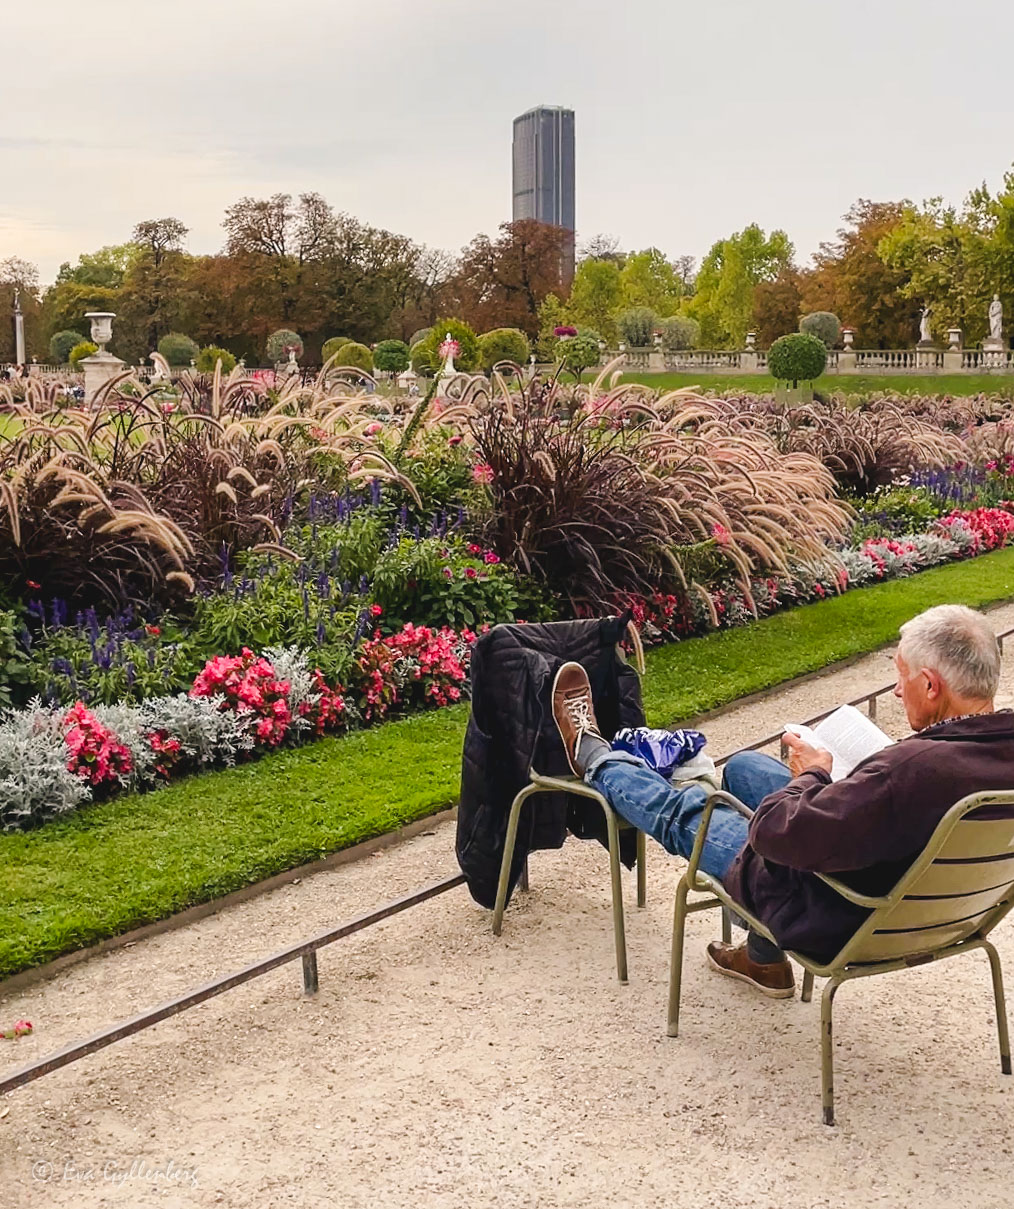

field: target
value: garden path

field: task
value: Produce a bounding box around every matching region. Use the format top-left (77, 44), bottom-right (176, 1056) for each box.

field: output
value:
top-left (3, 601), bottom-right (1014, 1209)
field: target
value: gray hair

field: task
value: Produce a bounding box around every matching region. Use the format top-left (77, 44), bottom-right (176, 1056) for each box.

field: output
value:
top-left (898, 605), bottom-right (1001, 700)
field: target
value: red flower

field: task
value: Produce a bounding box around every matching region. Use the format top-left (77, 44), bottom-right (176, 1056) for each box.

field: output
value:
top-left (370, 604), bottom-right (383, 616)
top-left (483, 551), bottom-right (500, 565)
top-left (26, 580), bottom-right (41, 591)
top-left (464, 567), bottom-right (477, 579)
top-left (448, 435), bottom-right (462, 447)
top-left (472, 462), bottom-right (494, 485)
top-left (145, 624), bottom-right (161, 636)
top-left (468, 544), bottom-right (482, 555)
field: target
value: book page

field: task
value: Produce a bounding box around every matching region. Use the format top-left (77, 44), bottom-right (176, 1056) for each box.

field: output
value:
top-left (811, 704), bottom-right (893, 779)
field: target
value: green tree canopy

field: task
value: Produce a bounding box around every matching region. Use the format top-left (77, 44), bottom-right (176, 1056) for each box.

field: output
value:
top-left (568, 258), bottom-right (623, 344)
top-left (619, 248), bottom-right (683, 315)
top-left (689, 224), bottom-right (793, 348)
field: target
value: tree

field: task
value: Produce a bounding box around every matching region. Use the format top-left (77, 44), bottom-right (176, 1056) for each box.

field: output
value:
top-left (266, 329), bottom-right (303, 363)
top-left (752, 269), bottom-right (803, 347)
top-left (453, 220), bottom-right (569, 337)
top-left (157, 332), bottom-right (198, 366)
top-left (568, 258), bottom-right (623, 343)
top-left (195, 345), bottom-right (237, 373)
top-left (322, 336), bottom-right (353, 363)
top-left (40, 283), bottom-right (119, 350)
top-left (800, 201), bottom-right (915, 348)
top-left (333, 342), bottom-right (374, 373)
top-left (373, 339), bottom-right (410, 375)
top-left (55, 243), bottom-right (140, 289)
top-left (133, 218), bottom-right (188, 267)
top-left (535, 294), bottom-right (569, 360)
top-left (477, 328), bottom-right (530, 372)
top-left (49, 330), bottom-right (85, 363)
top-left (556, 331), bottom-right (601, 378)
top-left (767, 332), bottom-right (827, 387)
top-left (799, 311), bottom-right (842, 348)
top-left (658, 315), bottom-right (700, 351)
top-left (578, 234), bottom-right (624, 264)
top-left (689, 225), bottom-right (793, 347)
top-left (616, 307), bottom-right (659, 347)
top-left (619, 248), bottom-right (683, 315)
top-left (68, 341), bottom-right (98, 369)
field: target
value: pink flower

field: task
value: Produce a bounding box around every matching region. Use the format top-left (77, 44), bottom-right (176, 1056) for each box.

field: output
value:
top-left (472, 462), bottom-right (494, 485)
top-left (442, 567), bottom-right (453, 579)
top-left (711, 523), bottom-right (732, 547)
top-left (464, 567), bottom-right (477, 579)
top-left (483, 551), bottom-right (500, 564)
top-left (365, 422), bottom-right (382, 436)
top-left (448, 435), bottom-right (462, 447)
top-left (438, 338), bottom-right (461, 359)
top-left (468, 544), bottom-right (482, 554)
top-left (370, 604), bottom-right (383, 616)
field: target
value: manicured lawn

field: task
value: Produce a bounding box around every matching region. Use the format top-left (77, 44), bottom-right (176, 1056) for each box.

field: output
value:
top-left (586, 372), bottom-right (1014, 397)
top-left (4, 546), bottom-right (1014, 980)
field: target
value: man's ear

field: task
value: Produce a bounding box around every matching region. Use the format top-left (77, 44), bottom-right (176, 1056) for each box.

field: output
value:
top-left (924, 668), bottom-right (943, 699)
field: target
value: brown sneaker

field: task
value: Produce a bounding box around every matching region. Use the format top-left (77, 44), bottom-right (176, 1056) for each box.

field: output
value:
top-left (705, 940), bottom-right (795, 999)
top-left (551, 661), bottom-right (604, 776)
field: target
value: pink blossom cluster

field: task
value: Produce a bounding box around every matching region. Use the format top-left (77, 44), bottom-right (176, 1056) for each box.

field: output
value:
top-left (62, 702), bottom-right (133, 787)
top-left (357, 623), bottom-right (482, 719)
top-left (297, 669), bottom-right (347, 736)
top-left (191, 648), bottom-right (293, 746)
top-left (1, 1020), bottom-right (32, 1040)
top-left (985, 455), bottom-right (1014, 477)
top-left (939, 507), bottom-right (1014, 553)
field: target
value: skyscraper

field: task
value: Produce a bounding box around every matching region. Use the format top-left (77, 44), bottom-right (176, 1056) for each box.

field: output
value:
top-left (512, 105), bottom-right (575, 281)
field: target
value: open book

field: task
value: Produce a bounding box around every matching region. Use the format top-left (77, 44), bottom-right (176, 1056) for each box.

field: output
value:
top-left (784, 704), bottom-right (894, 781)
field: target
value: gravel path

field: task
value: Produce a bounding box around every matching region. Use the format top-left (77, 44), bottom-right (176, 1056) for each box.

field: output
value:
top-left (3, 604), bottom-right (1014, 1209)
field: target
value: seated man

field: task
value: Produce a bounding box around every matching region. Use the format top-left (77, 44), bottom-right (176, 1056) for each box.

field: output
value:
top-left (551, 604), bottom-right (1014, 997)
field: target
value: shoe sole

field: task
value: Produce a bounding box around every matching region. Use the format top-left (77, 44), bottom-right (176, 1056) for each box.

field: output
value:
top-left (705, 949), bottom-right (796, 999)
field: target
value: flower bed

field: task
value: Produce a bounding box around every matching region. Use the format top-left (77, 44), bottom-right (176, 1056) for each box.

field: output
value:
top-left (0, 623), bottom-right (481, 832)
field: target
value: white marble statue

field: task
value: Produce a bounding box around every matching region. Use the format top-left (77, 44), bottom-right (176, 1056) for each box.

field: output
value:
top-left (989, 294), bottom-right (1003, 342)
top-left (919, 306), bottom-right (932, 343)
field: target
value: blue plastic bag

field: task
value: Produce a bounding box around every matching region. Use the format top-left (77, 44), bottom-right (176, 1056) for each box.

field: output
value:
top-left (611, 726), bottom-right (707, 779)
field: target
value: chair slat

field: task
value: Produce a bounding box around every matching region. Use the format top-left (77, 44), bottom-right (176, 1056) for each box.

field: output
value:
top-left (873, 885), bottom-right (1014, 932)
top-left (906, 856), bottom-right (1014, 897)
top-left (850, 918), bottom-right (988, 963)
top-left (934, 817), bottom-right (1014, 862)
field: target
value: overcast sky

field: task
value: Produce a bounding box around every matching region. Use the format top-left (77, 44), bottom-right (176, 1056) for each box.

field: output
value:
top-left (4, 0), bottom-right (1014, 284)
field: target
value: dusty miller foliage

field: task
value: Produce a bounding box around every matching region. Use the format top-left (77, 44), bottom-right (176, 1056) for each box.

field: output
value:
top-left (0, 701), bottom-right (89, 831)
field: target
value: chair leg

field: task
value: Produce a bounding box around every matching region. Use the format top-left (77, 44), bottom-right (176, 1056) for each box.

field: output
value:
top-left (801, 970), bottom-right (814, 1004)
top-left (721, 906), bottom-right (731, 944)
top-left (491, 788), bottom-right (531, 937)
top-left (820, 977), bottom-right (841, 1126)
top-left (983, 940), bottom-right (1012, 1075)
top-left (667, 877), bottom-right (691, 1037)
top-left (519, 858), bottom-right (530, 892)
top-left (604, 807), bottom-right (629, 984)
top-left (636, 830), bottom-right (647, 908)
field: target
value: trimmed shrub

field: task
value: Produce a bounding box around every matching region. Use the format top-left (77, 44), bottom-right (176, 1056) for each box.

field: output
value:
top-left (477, 328), bottom-right (531, 372)
top-left (195, 345), bottom-right (237, 374)
top-left (419, 319), bottom-right (479, 373)
top-left (68, 341), bottom-right (98, 369)
top-left (322, 336), bottom-right (353, 364)
top-left (768, 332), bottom-right (828, 386)
top-left (556, 330), bottom-right (601, 376)
top-left (616, 307), bottom-right (659, 348)
top-left (409, 327), bottom-right (432, 348)
top-left (799, 311), bottom-right (842, 348)
top-left (410, 341), bottom-right (433, 375)
top-left (334, 342), bottom-right (374, 373)
top-left (658, 315), bottom-right (700, 352)
top-left (157, 332), bottom-right (198, 367)
top-left (373, 339), bottom-right (411, 375)
top-left (266, 329), bottom-right (304, 364)
top-left (49, 330), bottom-right (85, 364)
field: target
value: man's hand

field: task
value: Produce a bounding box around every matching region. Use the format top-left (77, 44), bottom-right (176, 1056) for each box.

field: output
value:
top-left (782, 731), bottom-right (834, 778)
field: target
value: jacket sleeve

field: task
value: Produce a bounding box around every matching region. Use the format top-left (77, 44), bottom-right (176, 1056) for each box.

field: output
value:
top-left (746, 749), bottom-right (916, 874)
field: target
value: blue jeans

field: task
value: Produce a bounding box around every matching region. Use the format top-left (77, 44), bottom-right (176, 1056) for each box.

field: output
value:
top-left (587, 748), bottom-right (792, 958)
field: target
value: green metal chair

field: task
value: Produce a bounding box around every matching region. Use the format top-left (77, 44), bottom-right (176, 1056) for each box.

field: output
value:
top-left (667, 788), bottom-right (1014, 1124)
top-left (491, 772), bottom-right (647, 982)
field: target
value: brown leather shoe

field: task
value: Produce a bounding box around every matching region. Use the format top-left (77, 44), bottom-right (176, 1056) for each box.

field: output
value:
top-left (551, 661), bottom-right (604, 776)
top-left (706, 940), bottom-right (795, 999)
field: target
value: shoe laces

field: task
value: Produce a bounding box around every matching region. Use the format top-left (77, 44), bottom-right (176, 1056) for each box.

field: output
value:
top-left (562, 691), bottom-right (599, 737)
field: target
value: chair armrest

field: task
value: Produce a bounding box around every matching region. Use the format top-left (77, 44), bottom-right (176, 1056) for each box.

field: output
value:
top-left (685, 790), bottom-right (751, 885)
top-left (815, 872), bottom-right (891, 910)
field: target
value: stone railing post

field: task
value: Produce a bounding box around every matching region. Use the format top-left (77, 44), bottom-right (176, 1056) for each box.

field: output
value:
top-left (740, 331), bottom-right (759, 372)
top-left (838, 328), bottom-right (856, 372)
top-left (943, 328), bottom-right (963, 372)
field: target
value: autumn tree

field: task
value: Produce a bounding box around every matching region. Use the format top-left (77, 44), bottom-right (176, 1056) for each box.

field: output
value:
top-left (800, 201), bottom-right (915, 348)
top-left (453, 220), bottom-right (569, 337)
top-left (752, 268), bottom-right (803, 347)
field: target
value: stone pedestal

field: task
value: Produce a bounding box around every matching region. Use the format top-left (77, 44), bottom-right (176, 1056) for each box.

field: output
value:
top-left (648, 348), bottom-right (665, 371)
top-left (942, 349), bottom-right (963, 372)
top-left (916, 341), bottom-right (940, 370)
top-left (838, 350), bottom-right (857, 372)
top-left (81, 351), bottom-right (126, 405)
top-left (740, 351), bottom-right (759, 372)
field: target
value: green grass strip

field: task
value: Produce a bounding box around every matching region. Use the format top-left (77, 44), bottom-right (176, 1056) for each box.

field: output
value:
top-left (4, 546), bottom-right (1014, 981)
top-left (585, 371), bottom-right (1014, 398)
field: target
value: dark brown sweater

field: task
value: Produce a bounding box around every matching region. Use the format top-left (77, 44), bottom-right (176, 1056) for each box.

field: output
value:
top-left (723, 712), bottom-right (1014, 962)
